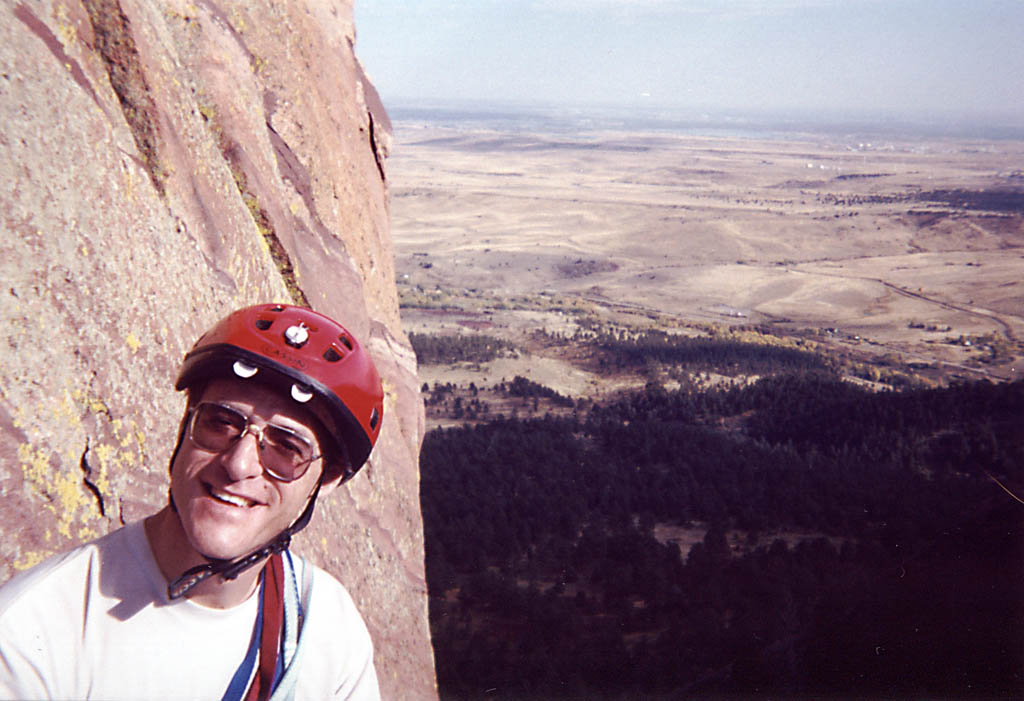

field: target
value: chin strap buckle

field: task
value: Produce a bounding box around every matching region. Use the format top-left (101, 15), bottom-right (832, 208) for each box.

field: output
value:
top-left (168, 564), bottom-right (218, 600)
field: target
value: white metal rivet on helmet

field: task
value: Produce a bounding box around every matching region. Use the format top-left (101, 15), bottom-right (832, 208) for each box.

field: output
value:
top-left (291, 384), bottom-right (314, 403)
top-left (284, 324), bottom-right (310, 347)
top-left (232, 360), bottom-right (259, 378)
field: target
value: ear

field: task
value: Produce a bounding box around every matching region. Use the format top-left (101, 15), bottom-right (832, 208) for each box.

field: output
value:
top-left (316, 463), bottom-right (348, 497)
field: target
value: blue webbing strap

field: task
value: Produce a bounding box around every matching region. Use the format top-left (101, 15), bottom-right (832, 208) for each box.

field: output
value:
top-left (221, 571), bottom-right (266, 701)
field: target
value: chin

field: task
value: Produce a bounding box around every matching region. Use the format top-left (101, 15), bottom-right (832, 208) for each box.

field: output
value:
top-left (180, 512), bottom-right (263, 562)
top-left (192, 533), bottom-right (259, 563)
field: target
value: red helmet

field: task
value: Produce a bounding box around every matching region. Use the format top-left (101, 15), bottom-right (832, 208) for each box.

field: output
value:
top-left (175, 303), bottom-right (383, 481)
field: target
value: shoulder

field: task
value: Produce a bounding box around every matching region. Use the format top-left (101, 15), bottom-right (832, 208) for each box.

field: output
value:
top-left (0, 526), bottom-right (126, 612)
top-left (0, 524), bottom-right (143, 700)
top-left (0, 522), bottom-right (154, 622)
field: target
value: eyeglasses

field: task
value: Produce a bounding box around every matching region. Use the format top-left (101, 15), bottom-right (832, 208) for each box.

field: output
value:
top-left (188, 402), bottom-right (321, 482)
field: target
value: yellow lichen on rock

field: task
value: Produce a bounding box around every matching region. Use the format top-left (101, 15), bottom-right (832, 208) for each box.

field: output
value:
top-left (13, 379), bottom-right (150, 545)
top-left (255, 230), bottom-right (271, 255)
top-left (13, 550), bottom-right (48, 572)
top-left (118, 421), bottom-right (136, 449)
top-left (55, 4), bottom-right (77, 48)
top-left (93, 443), bottom-right (117, 494)
top-left (18, 443), bottom-right (53, 499)
top-left (18, 442), bottom-right (96, 540)
top-left (51, 390), bottom-right (82, 429)
top-left (229, 7), bottom-right (247, 33)
top-left (51, 468), bottom-right (92, 538)
top-left (381, 376), bottom-right (399, 413)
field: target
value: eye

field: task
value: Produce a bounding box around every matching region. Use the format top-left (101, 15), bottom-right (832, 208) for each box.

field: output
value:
top-left (199, 406), bottom-right (245, 434)
top-left (265, 426), bottom-right (313, 461)
top-left (191, 404), bottom-right (248, 451)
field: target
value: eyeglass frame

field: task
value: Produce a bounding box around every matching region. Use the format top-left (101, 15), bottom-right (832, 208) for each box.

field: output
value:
top-left (186, 401), bottom-right (323, 482)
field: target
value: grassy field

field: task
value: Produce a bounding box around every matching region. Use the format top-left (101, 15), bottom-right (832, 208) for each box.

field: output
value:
top-left (388, 120), bottom-right (1024, 425)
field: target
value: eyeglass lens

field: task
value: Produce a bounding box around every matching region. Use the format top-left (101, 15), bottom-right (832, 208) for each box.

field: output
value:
top-left (190, 402), bottom-right (317, 481)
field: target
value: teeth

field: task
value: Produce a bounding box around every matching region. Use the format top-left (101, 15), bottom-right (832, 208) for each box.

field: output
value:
top-left (210, 488), bottom-right (253, 508)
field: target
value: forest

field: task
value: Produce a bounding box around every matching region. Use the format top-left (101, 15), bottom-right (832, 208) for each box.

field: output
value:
top-left (420, 372), bottom-right (1024, 699)
top-left (409, 331), bottom-right (514, 365)
top-left (543, 325), bottom-right (839, 376)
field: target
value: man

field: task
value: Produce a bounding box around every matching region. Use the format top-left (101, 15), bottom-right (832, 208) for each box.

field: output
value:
top-left (0, 303), bottom-right (384, 700)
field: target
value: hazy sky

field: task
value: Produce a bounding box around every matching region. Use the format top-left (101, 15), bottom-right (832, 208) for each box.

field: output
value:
top-left (354, 0), bottom-right (1024, 123)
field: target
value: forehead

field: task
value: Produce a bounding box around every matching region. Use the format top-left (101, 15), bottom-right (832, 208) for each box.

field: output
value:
top-left (196, 378), bottom-right (321, 436)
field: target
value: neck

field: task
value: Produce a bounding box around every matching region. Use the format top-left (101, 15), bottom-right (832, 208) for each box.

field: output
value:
top-left (144, 506), bottom-right (264, 609)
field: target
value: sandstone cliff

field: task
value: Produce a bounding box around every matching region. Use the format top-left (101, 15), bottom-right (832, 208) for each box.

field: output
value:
top-left (0, 0), bottom-right (433, 697)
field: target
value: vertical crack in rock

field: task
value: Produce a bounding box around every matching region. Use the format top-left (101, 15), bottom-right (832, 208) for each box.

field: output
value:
top-left (190, 0), bottom-right (312, 305)
top-left (190, 3), bottom-right (369, 302)
top-left (351, 40), bottom-right (392, 183)
top-left (81, 0), bottom-right (166, 196)
top-left (79, 440), bottom-right (107, 518)
top-left (367, 113), bottom-right (386, 183)
top-left (234, 164), bottom-right (310, 307)
top-left (206, 120), bottom-right (310, 307)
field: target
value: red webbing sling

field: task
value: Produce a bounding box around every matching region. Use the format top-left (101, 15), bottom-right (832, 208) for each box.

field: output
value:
top-left (244, 554), bottom-right (285, 701)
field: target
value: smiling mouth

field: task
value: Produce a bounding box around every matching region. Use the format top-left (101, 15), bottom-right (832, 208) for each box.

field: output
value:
top-left (206, 485), bottom-right (258, 508)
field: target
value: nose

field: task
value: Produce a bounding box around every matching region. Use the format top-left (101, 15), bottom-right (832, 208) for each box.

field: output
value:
top-left (217, 427), bottom-right (265, 482)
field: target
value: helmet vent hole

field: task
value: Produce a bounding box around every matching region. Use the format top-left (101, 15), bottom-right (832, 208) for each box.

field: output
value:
top-left (323, 347), bottom-right (342, 362)
top-left (339, 335), bottom-right (353, 350)
top-left (255, 319), bottom-right (273, 330)
top-left (369, 407), bottom-right (380, 431)
top-left (269, 305), bottom-right (285, 312)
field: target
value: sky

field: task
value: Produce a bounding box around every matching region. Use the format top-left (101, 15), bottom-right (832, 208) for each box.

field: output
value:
top-left (354, 0), bottom-right (1024, 125)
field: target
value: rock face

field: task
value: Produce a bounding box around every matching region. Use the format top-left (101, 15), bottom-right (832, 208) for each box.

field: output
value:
top-left (0, 0), bottom-right (433, 697)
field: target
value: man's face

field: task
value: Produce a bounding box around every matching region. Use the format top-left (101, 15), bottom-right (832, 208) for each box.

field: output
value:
top-left (169, 377), bottom-right (325, 562)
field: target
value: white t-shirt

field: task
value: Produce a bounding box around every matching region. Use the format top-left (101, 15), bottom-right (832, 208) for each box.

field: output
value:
top-left (0, 521), bottom-right (379, 700)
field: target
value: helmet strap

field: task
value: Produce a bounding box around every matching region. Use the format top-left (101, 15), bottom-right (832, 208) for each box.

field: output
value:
top-left (167, 478), bottom-right (323, 600)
